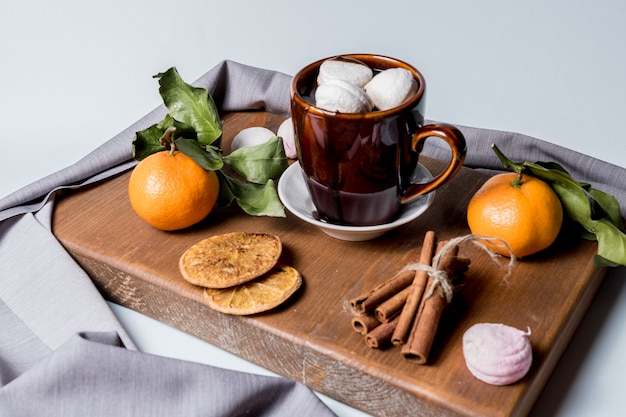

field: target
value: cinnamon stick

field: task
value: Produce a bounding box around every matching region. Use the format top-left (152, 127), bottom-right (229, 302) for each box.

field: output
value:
top-left (452, 256), bottom-right (471, 273)
top-left (351, 313), bottom-right (380, 335)
top-left (401, 244), bottom-right (459, 364)
top-left (391, 230), bottom-right (437, 345)
top-left (349, 269), bottom-right (415, 314)
top-left (375, 286), bottom-right (410, 323)
top-left (365, 316), bottom-right (400, 349)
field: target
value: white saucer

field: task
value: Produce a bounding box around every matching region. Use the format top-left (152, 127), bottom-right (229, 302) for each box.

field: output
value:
top-left (277, 161), bottom-right (435, 241)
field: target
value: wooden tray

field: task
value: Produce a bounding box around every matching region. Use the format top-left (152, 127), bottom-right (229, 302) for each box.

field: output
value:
top-left (52, 111), bottom-right (608, 417)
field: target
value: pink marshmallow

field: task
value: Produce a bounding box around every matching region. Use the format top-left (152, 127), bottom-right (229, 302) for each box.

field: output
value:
top-left (462, 323), bottom-right (532, 385)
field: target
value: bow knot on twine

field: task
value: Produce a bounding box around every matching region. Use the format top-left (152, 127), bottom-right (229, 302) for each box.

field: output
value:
top-left (402, 234), bottom-right (516, 304)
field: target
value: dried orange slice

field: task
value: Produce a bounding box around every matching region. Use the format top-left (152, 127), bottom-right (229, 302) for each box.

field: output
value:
top-left (203, 265), bottom-right (302, 315)
top-left (179, 232), bottom-right (282, 288)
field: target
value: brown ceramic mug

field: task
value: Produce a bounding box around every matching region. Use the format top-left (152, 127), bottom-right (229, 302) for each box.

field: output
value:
top-left (290, 54), bottom-right (467, 226)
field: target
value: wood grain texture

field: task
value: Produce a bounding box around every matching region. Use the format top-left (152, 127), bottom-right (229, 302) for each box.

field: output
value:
top-left (52, 111), bottom-right (608, 417)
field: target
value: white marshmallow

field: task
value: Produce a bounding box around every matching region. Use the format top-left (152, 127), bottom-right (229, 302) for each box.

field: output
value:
top-left (231, 127), bottom-right (276, 152)
top-left (317, 58), bottom-right (373, 88)
top-left (315, 79), bottom-right (373, 113)
top-left (364, 68), bottom-right (418, 111)
top-left (277, 118), bottom-right (297, 159)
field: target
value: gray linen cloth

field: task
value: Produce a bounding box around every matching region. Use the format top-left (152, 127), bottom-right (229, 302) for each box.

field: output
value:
top-left (0, 61), bottom-right (334, 417)
top-left (0, 60), bottom-right (624, 416)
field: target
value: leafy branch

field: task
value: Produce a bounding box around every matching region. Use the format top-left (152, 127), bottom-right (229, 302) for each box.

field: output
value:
top-left (492, 144), bottom-right (626, 267)
top-left (131, 67), bottom-right (287, 217)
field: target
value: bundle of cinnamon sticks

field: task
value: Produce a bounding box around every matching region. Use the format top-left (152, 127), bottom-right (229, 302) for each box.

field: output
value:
top-left (349, 231), bottom-right (470, 364)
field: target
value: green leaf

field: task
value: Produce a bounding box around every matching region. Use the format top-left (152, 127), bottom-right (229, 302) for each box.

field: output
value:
top-left (522, 161), bottom-right (626, 266)
top-left (223, 137), bottom-right (288, 184)
top-left (132, 124), bottom-right (167, 160)
top-left (592, 219), bottom-right (626, 267)
top-left (216, 171), bottom-right (285, 217)
top-left (158, 113), bottom-right (198, 140)
top-left (533, 161), bottom-right (623, 229)
top-left (156, 114), bottom-right (174, 131)
top-left (587, 187), bottom-right (624, 230)
top-left (174, 138), bottom-right (224, 171)
top-left (533, 160), bottom-right (570, 174)
top-left (154, 67), bottom-right (222, 145)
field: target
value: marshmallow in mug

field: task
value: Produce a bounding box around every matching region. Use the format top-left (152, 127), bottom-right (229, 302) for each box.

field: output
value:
top-left (316, 58), bottom-right (374, 87)
top-left (314, 58), bottom-right (418, 113)
top-left (365, 67), bottom-right (419, 111)
top-left (315, 79), bottom-right (374, 113)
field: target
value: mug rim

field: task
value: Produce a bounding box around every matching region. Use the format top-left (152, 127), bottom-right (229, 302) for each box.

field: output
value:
top-left (290, 53), bottom-right (426, 119)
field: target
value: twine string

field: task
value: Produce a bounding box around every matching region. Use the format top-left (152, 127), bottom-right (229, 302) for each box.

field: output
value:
top-left (401, 234), bottom-right (517, 304)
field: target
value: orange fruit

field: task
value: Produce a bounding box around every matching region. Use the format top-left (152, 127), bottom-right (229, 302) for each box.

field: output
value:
top-left (202, 265), bottom-right (302, 315)
top-left (128, 151), bottom-right (219, 231)
top-left (467, 173), bottom-right (563, 258)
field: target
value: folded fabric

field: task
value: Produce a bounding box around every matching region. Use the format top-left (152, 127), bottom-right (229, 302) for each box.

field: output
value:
top-left (0, 332), bottom-right (335, 417)
top-left (0, 59), bottom-right (624, 417)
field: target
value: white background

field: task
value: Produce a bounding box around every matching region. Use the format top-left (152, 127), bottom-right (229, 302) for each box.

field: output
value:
top-left (2, 1), bottom-right (625, 416)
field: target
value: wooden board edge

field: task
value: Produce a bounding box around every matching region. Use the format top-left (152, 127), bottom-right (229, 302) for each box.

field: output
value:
top-left (69, 249), bottom-right (482, 417)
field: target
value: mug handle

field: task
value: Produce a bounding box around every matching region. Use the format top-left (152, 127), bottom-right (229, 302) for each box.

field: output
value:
top-left (400, 123), bottom-right (467, 204)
